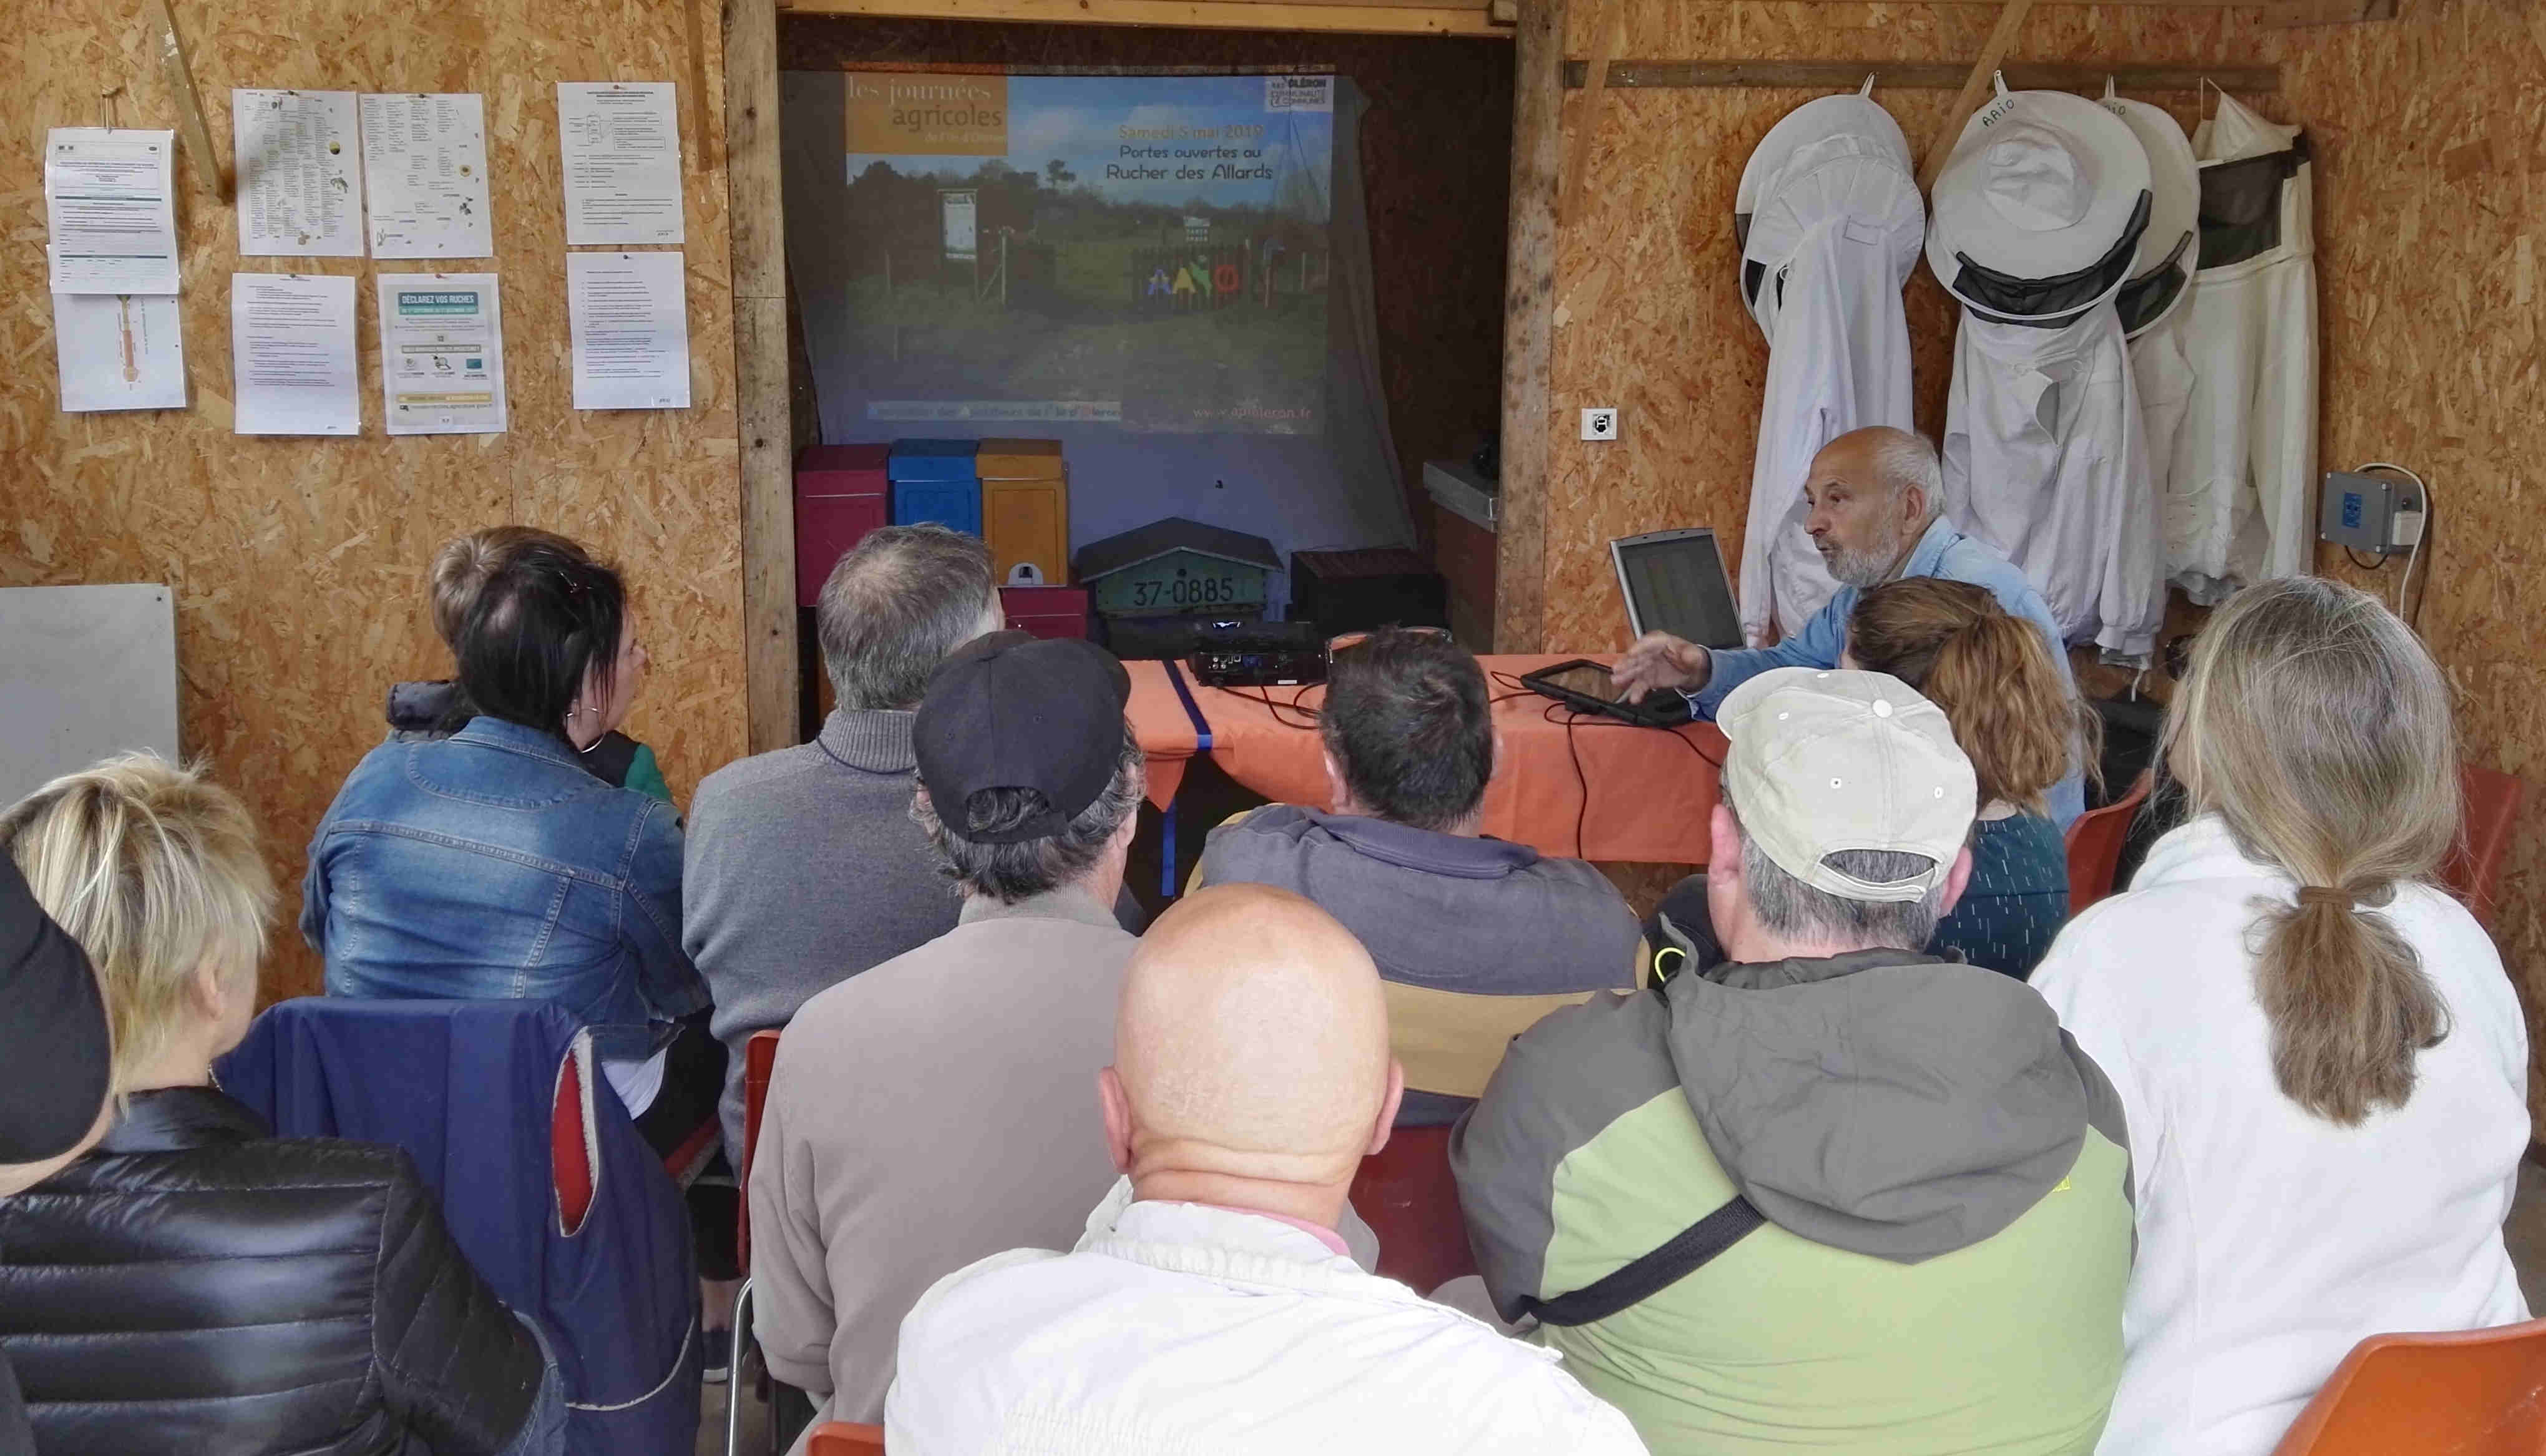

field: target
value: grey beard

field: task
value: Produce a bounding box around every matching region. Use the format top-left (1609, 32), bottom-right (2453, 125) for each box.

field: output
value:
top-left (1822, 538), bottom-right (1901, 589)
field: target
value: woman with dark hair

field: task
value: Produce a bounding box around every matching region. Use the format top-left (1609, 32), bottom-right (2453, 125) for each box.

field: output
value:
top-left (303, 535), bottom-right (739, 1369)
top-left (1842, 576), bottom-right (2094, 978)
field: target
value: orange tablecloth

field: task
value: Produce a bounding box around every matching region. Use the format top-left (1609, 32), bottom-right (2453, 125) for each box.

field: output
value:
top-left (1126, 654), bottom-right (1725, 865)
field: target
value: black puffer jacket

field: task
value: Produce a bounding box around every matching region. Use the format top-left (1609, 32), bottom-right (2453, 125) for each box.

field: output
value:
top-left (0, 1087), bottom-right (546, 1456)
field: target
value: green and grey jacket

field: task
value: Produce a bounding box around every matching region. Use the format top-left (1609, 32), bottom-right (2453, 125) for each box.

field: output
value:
top-left (1452, 948), bottom-right (2136, 1456)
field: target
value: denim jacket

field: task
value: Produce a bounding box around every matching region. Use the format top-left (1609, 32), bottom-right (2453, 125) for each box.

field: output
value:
top-left (301, 717), bottom-right (710, 1067)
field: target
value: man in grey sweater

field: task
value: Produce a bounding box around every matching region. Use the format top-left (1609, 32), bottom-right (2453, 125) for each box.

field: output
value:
top-left (682, 525), bottom-right (1002, 1168)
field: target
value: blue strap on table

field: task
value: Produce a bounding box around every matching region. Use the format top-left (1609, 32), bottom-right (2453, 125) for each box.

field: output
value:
top-left (1159, 661), bottom-right (1215, 898)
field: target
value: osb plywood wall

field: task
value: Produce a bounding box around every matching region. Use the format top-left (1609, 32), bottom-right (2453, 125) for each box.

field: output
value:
top-left (1, 0), bottom-right (743, 1001)
top-left (779, 14), bottom-right (1514, 556)
top-left (2283, 0), bottom-right (2546, 1120)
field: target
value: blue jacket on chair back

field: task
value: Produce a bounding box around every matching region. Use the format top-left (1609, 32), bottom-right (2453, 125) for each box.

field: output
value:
top-left (219, 997), bottom-right (701, 1456)
top-left (302, 717), bottom-right (709, 1074)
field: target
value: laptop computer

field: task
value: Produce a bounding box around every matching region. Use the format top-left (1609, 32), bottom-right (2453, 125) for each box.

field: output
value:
top-left (1611, 528), bottom-right (1744, 650)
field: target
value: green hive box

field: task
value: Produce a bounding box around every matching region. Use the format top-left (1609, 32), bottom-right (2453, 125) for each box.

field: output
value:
top-left (1073, 518), bottom-right (1282, 621)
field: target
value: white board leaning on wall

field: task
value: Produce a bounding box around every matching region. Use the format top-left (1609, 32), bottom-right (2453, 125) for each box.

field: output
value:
top-left (0, 584), bottom-right (180, 810)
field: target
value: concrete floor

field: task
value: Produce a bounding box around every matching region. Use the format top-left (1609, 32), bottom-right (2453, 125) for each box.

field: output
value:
top-left (693, 1157), bottom-right (2546, 1455)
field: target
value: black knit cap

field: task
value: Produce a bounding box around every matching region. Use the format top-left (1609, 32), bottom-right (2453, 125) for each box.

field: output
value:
top-left (914, 633), bottom-right (1133, 844)
top-left (0, 857), bottom-right (111, 1165)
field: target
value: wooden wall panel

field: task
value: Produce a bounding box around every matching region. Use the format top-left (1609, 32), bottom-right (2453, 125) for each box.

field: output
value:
top-left (0, 0), bottom-right (743, 1001)
top-left (2281, 0), bottom-right (2546, 1121)
top-left (779, 15), bottom-right (1514, 558)
top-left (1536, 0), bottom-right (2275, 659)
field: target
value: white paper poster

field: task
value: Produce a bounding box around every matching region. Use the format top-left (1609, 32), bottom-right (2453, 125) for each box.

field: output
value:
top-left (568, 251), bottom-right (691, 410)
top-left (44, 129), bottom-right (181, 294)
top-left (378, 273), bottom-right (508, 434)
top-left (232, 274), bottom-right (360, 435)
top-left (234, 89), bottom-right (364, 257)
top-left (54, 293), bottom-right (187, 412)
top-left (359, 94), bottom-right (494, 258)
top-left (558, 82), bottom-right (685, 246)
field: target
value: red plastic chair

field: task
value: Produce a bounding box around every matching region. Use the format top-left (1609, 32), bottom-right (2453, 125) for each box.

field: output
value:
top-left (2064, 770), bottom-right (2153, 914)
top-left (738, 1029), bottom-right (783, 1269)
top-left (807, 1424), bottom-right (885, 1455)
top-left (2441, 764), bottom-right (2525, 932)
top-left (1348, 1124), bottom-right (1476, 1296)
top-left (2271, 1318), bottom-right (2546, 1454)
top-left (726, 1029), bottom-right (785, 1456)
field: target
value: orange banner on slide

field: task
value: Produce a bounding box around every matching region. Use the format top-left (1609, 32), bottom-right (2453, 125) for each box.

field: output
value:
top-left (844, 72), bottom-right (1009, 156)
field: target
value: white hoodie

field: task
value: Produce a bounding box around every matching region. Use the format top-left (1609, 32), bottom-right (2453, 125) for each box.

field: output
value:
top-left (2032, 815), bottom-right (2529, 1455)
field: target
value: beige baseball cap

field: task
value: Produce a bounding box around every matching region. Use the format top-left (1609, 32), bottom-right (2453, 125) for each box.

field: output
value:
top-left (1717, 667), bottom-right (1978, 902)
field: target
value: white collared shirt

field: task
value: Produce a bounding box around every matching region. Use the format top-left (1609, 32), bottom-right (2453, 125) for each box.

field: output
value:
top-left (884, 1178), bottom-right (1649, 1455)
top-left (1942, 299), bottom-right (2165, 658)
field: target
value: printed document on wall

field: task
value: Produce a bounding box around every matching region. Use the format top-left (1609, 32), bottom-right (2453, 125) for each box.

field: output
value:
top-left (44, 129), bottom-right (180, 294)
top-left (360, 94), bottom-right (494, 258)
top-left (235, 90), bottom-right (364, 256)
top-left (568, 251), bottom-right (691, 409)
top-left (54, 293), bottom-right (186, 412)
top-left (558, 82), bottom-right (685, 245)
top-left (378, 273), bottom-right (508, 434)
top-left (232, 273), bottom-right (360, 435)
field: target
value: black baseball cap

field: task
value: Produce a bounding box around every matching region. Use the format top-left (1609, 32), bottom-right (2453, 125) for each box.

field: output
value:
top-left (0, 857), bottom-right (112, 1165)
top-left (914, 633), bottom-right (1134, 844)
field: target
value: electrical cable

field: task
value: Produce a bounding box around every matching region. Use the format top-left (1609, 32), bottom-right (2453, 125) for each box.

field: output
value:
top-left (2351, 461), bottom-right (2433, 627)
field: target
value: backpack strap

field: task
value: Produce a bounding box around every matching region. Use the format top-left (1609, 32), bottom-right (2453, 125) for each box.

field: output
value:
top-left (1514, 1195), bottom-right (1768, 1327)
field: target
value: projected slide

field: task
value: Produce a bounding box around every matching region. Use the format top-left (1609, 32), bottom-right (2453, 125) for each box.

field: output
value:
top-left (833, 72), bottom-right (1335, 435)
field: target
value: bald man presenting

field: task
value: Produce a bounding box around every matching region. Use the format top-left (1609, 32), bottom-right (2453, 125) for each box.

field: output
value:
top-left (1612, 426), bottom-right (2084, 825)
top-left (884, 885), bottom-right (1648, 1455)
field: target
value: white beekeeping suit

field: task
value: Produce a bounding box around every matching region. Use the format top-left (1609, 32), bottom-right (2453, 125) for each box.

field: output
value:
top-left (1732, 84), bottom-right (1923, 644)
top-left (2167, 90), bottom-right (2318, 603)
top-left (2104, 87), bottom-right (2203, 580)
top-left (1943, 303), bottom-right (2163, 656)
top-left (1928, 79), bottom-right (2165, 658)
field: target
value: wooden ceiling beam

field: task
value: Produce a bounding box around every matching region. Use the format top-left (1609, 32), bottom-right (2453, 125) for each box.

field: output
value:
top-left (1563, 59), bottom-right (2280, 89)
top-left (778, 0), bottom-right (1514, 36)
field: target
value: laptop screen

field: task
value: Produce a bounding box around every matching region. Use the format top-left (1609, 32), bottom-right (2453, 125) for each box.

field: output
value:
top-left (1614, 531), bottom-right (1744, 651)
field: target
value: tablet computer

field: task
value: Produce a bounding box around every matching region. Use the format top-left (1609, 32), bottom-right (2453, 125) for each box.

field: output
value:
top-left (1519, 659), bottom-right (1694, 729)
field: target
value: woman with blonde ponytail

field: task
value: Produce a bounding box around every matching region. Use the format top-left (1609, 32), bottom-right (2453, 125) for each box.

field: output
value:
top-left (2032, 578), bottom-right (2527, 1456)
top-left (1846, 577), bottom-right (2093, 977)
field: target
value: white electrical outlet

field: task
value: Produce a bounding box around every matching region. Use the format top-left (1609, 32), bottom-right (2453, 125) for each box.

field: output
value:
top-left (1581, 407), bottom-right (1618, 442)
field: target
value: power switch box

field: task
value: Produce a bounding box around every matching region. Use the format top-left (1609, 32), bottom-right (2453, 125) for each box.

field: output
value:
top-left (2319, 472), bottom-right (2424, 554)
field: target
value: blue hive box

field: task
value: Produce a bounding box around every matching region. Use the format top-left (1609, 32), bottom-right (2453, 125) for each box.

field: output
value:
top-left (889, 439), bottom-right (982, 535)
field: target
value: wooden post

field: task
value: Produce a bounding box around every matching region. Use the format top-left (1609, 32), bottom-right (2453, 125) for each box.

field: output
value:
top-left (140, 0), bottom-right (227, 201)
top-left (1558, 0), bottom-right (1621, 228)
top-left (726, 0), bottom-right (801, 753)
top-left (1920, 0), bottom-right (2038, 192)
top-left (1495, 0), bottom-right (1563, 654)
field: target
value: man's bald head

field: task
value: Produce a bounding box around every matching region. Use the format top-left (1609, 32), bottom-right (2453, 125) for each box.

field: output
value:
top-left (1812, 426), bottom-right (1941, 508)
top-left (1805, 427), bottom-right (1943, 588)
top-left (1110, 885), bottom-right (1396, 1196)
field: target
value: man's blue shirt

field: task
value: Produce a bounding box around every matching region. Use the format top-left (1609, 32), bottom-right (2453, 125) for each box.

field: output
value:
top-left (1691, 516), bottom-right (2086, 826)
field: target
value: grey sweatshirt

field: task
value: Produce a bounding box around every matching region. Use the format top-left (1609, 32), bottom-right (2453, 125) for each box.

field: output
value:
top-left (682, 709), bottom-right (962, 1163)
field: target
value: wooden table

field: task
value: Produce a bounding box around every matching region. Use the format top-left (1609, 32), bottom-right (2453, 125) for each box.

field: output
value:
top-left (1125, 654), bottom-right (1725, 880)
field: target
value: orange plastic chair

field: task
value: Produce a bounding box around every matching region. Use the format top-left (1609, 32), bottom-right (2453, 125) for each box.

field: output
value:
top-left (2441, 764), bottom-right (2525, 932)
top-left (2064, 770), bottom-right (2153, 914)
top-left (806, 1422), bottom-right (886, 1455)
top-left (2271, 1318), bottom-right (2546, 1455)
top-left (1348, 1124), bottom-right (1476, 1296)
